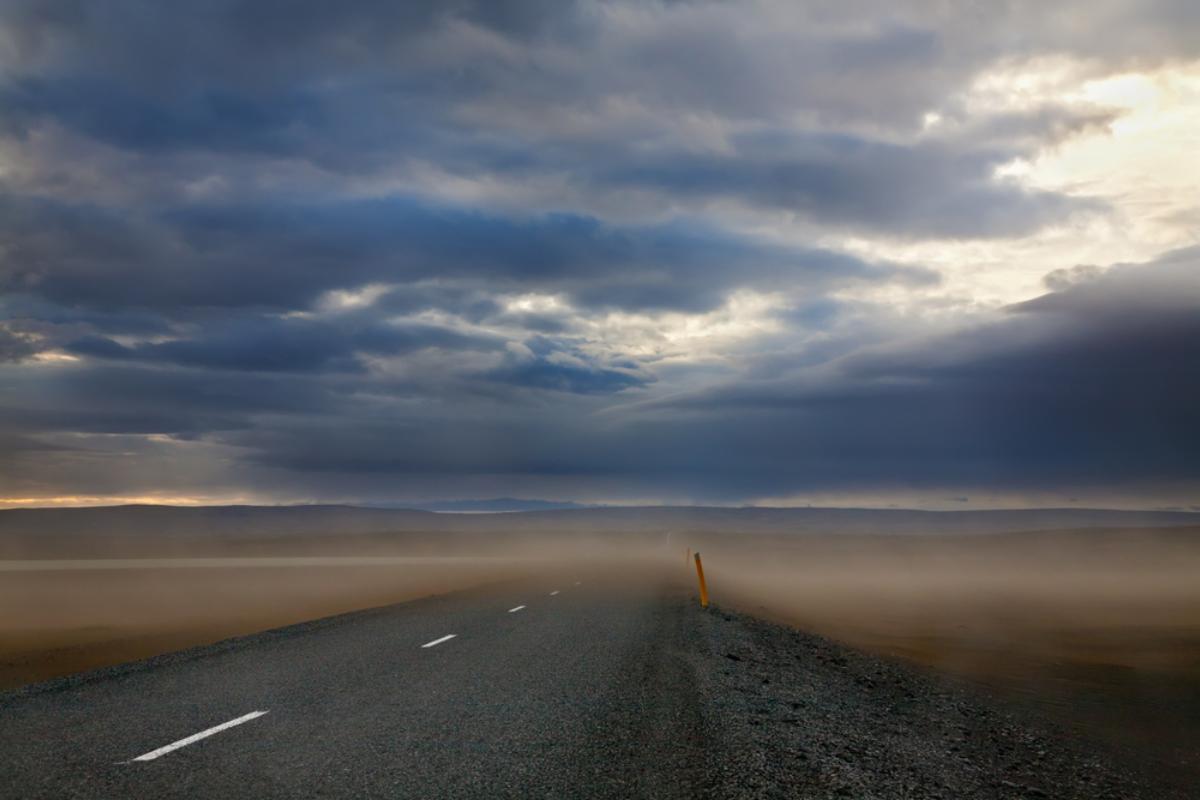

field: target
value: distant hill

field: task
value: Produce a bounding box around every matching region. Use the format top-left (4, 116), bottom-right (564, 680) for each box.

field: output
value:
top-left (0, 504), bottom-right (435, 540)
top-left (2, 503), bottom-right (1198, 540)
top-left (407, 498), bottom-right (593, 513)
top-left (2, 503), bottom-right (1198, 559)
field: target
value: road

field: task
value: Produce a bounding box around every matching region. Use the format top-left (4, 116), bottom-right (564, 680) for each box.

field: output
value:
top-left (2, 566), bottom-right (1184, 799)
top-left (0, 570), bottom-right (709, 799)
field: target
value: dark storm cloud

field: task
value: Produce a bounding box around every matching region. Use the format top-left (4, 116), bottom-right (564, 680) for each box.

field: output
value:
top-left (127, 251), bottom-right (1200, 492)
top-left (0, 0), bottom-right (577, 165)
top-left (1, 0), bottom-right (568, 74)
top-left (595, 130), bottom-right (1103, 238)
top-left (630, 249), bottom-right (1200, 493)
top-left (63, 316), bottom-right (503, 373)
top-left (1, 78), bottom-right (324, 155)
top-left (483, 335), bottom-right (649, 394)
top-left (1, 248), bottom-right (1195, 501)
top-left (0, 363), bottom-right (331, 436)
top-left (0, 1), bottom-right (1136, 237)
top-left (1, 1), bottom-right (1198, 503)
top-left (61, 322), bottom-right (648, 396)
top-left (1, 296), bottom-right (172, 337)
top-left (0, 326), bottom-right (37, 362)
top-left (0, 194), bottom-right (931, 315)
top-left (482, 360), bottom-right (645, 394)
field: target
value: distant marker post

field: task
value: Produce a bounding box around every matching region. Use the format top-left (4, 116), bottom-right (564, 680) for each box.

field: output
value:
top-left (693, 552), bottom-right (709, 608)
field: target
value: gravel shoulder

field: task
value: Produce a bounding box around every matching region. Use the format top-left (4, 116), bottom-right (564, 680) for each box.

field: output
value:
top-left (688, 601), bottom-right (1189, 800)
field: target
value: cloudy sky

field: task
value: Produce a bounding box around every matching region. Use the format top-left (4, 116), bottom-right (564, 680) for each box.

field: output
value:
top-left (1, 0), bottom-right (1197, 509)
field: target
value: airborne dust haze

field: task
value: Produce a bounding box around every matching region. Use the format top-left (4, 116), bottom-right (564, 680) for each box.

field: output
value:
top-left (4, 511), bottom-right (1199, 776)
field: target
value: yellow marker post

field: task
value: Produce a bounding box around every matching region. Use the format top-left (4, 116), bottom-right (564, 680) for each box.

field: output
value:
top-left (693, 552), bottom-right (709, 608)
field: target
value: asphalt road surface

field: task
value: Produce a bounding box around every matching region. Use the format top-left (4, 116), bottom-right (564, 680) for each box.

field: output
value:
top-left (0, 571), bottom-right (710, 799)
top-left (1, 567), bottom-right (1186, 799)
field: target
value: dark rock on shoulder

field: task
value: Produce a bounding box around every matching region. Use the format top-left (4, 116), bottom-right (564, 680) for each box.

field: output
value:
top-left (687, 605), bottom-right (1183, 799)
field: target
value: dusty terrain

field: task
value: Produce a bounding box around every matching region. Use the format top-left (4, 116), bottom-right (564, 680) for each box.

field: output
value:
top-left (0, 559), bottom-right (549, 690)
top-left (2, 572), bottom-right (1188, 799)
top-left (1, 505), bottom-right (1197, 787)
top-left (686, 527), bottom-right (1200, 785)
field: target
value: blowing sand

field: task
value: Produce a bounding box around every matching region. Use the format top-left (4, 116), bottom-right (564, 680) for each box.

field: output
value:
top-left (683, 527), bottom-right (1200, 777)
top-left (0, 558), bottom-right (549, 690)
top-left (3, 523), bottom-right (1198, 780)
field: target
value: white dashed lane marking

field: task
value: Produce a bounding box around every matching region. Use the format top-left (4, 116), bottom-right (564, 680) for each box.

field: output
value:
top-left (421, 634), bottom-right (457, 649)
top-left (125, 711), bottom-right (269, 763)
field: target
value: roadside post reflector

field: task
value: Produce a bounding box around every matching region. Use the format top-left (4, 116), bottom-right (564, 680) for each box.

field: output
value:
top-left (694, 552), bottom-right (709, 608)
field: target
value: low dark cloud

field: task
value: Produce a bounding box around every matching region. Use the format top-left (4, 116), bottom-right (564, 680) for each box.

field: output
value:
top-left (483, 336), bottom-right (649, 394)
top-left (0, 326), bottom-right (38, 362)
top-left (483, 360), bottom-right (646, 395)
top-left (595, 130), bottom-right (1104, 238)
top-left (0, 363), bottom-right (337, 436)
top-left (64, 317), bottom-right (503, 374)
top-left (630, 249), bottom-right (1200, 494)
top-left (0, 194), bottom-right (931, 316)
top-left (1, 249), bottom-right (1194, 502)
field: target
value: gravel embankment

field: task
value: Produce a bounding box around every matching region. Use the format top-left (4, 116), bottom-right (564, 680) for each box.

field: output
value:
top-left (688, 603), bottom-right (1184, 800)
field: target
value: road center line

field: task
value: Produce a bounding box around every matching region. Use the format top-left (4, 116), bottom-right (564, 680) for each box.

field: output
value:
top-left (549, 590), bottom-right (560, 596)
top-left (126, 711), bottom-right (268, 763)
top-left (421, 634), bottom-right (457, 648)
top-left (508, 605), bottom-right (526, 613)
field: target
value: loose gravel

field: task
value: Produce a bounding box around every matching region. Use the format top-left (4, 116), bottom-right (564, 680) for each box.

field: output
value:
top-left (688, 603), bottom-right (1186, 800)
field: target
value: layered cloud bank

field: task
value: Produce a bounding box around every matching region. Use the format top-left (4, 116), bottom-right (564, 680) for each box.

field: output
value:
top-left (1, 1), bottom-right (1197, 507)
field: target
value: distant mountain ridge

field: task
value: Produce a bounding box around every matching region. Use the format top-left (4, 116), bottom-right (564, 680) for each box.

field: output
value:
top-left (403, 498), bottom-right (594, 513)
top-left (1, 503), bottom-right (1198, 540)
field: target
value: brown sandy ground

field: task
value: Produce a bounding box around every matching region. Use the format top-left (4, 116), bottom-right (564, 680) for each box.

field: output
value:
top-left (0, 561), bottom-right (546, 690)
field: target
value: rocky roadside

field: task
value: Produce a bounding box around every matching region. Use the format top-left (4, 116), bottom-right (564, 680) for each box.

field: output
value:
top-left (687, 603), bottom-right (1186, 800)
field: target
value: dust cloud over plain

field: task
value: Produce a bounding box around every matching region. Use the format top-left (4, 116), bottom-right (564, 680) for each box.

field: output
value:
top-left (682, 527), bottom-right (1200, 772)
top-left (0, 559), bottom-right (537, 690)
top-left (0, 532), bottom-right (633, 691)
top-left (3, 515), bottom-right (1198, 774)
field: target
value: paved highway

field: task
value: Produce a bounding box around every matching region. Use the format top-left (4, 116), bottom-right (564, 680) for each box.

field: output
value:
top-left (4, 565), bottom-right (1178, 799)
top-left (0, 571), bottom-right (709, 799)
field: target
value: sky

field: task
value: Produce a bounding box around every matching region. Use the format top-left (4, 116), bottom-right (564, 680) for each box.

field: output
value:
top-left (0, 0), bottom-right (1197, 510)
